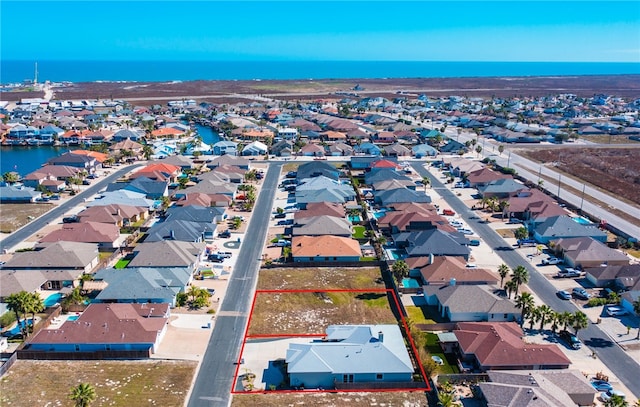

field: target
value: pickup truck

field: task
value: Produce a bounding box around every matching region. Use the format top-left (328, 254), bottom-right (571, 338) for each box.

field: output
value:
top-left (442, 209), bottom-right (455, 216)
top-left (557, 269), bottom-right (581, 278)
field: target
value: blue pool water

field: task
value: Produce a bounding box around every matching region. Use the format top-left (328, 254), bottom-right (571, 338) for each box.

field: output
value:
top-left (2, 318), bottom-right (34, 337)
top-left (402, 278), bottom-right (422, 288)
top-left (572, 217), bottom-right (593, 225)
top-left (348, 215), bottom-right (362, 222)
top-left (67, 315), bottom-right (79, 322)
top-left (373, 209), bottom-right (390, 219)
top-left (44, 293), bottom-right (63, 307)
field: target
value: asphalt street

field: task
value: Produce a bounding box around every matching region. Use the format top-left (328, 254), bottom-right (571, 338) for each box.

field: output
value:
top-left (412, 162), bottom-right (640, 398)
top-left (187, 162), bottom-right (282, 407)
top-left (0, 164), bottom-right (141, 253)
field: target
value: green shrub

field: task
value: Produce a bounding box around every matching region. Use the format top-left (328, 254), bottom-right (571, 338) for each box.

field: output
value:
top-left (0, 311), bottom-right (17, 328)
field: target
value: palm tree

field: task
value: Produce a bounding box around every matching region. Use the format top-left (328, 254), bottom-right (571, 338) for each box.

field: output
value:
top-left (558, 311), bottom-right (574, 331)
top-left (572, 311), bottom-right (589, 335)
top-left (437, 391), bottom-right (457, 407)
top-left (392, 260), bottom-right (409, 283)
top-left (498, 144), bottom-right (504, 155)
top-left (475, 144), bottom-right (482, 157)
top-left (604, 394), bottom-right (629, 407)
top-left (6, 291), bottom-right (30, 337)
top-left (2, 171), bottom-right (20, 184)
top-left (510, 266), bottom-right (530, 294)
top-left (421, 176), bottom-right (430, 190)
top-left (25, 292), bottom-right (44, 335)
top-left (69, 383), bottom-right (96, 407)
top-left (504, 279), bottom-right (518, 299)
top-left (515, 292), bottom-right (535, 326)
top-left (634, 299), bottom-right (640, 339)
top-left (497, 264), bottom-right (509, 288)
top-left (528, 306), bottom-right (541, 330)
top-left (549, 311), bottom-right (560, 333)
top-left (537, 304), bottom-right (552, 331)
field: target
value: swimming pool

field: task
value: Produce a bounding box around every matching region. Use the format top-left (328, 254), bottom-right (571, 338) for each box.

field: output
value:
top-left (2, 319), bottom-right (34, 337)
top-left (373, 209), bottom-right (390, 219)
top-left (572, 217), bottom-right (593, 225)
top-left (402, 278), bottom-right (422, 288)
top-left (348, 215), bottom-right (362, 222)
top-left (67, 315), bottom-right (79, 322)
top-left (44, 293), bottom-right (63, 307)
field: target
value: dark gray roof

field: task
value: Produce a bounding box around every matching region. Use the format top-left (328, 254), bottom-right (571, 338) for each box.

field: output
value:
top-left (165, 205), bottom-right (224, 223)
top-left (364, 169), bottom-right (411, 185)
top-left (145, 219), bottom-right (214, 242)
top-left (374, 188), bottom-right (431, 205)
top-left (534, 216), bottom-right (607, 239)
top-left (394, 229), bottom-right (469, 258)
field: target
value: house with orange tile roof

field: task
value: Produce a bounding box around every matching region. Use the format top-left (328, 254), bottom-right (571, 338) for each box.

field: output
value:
top-left (131, 163), bottom-right (181, 183)
top-left (70, 149), bottom-right (110, 163)
top-left (453, 322), bottom-right (571, 371)
top-left (26, 303), bottom-right (169, 355)
top-left (150, 127), bottom-right (185, 138)
top-left (291, 235), bottom-right (361, 262)
top-left (320, 130), bottom-right (347, 143)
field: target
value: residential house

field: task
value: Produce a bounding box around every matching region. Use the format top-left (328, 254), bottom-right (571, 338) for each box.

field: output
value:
top-left (271, 139), bottom-right (294, 157)
top-left (174, 180), bottom-right (236, 200)
top-left (293, 202), bottom-right (346, 220)
top-left (112, 129), bottom-right (143, 142)
top-left (408, 256), bottom-right (499, 286)
top-left (131, 163), bottom-right (181, 183)
top-left (207, 155), bottom-right (250, 170)
top-left (39, 222), bottom-right (121, 249)
top-left (453, 322), bottom-right (571, 371)
top-left (212, 140), bottom-right (238, 156)
top-left (502, 189), bottom-right (568, 221)
top-left (479, 179), bottom-right (525, 199)
top-left (374, 188), bottom-right (431, 206)
top-left (209, 164), bottom-right (246, 183)
top-left (354, 142), bottom-right (382, 156)
top-left (286, 324), bottom-right (414, 388)
top-left (145, 219), bottom-right (215, 243)
top-left (106, 176), bottom-right (169, 199)
top-left (382, 143), bottom-right (411, 157)
top-left (552, 237), bottom-right (629, 268)
top-left (2, 241), bottom-right (99, 273)
top-left (25, 303), bottom-right (170, 355)
top-left (532, 216), bottom-right (608, 244)
top-left (372, 179), bottom-right (416, 191)
top-left (291, 216), bottom-right (353, 237)
top-left (477, 370), bottom-right (596, 407)
top-left (47, 152), bottom-right (99, 173)
top-left (77, 204), bottom-right (147, 226)
top-left (0, 270), bottom-right (49, 302)
top-left (291, 235), bottom-right (361, 262)
top-left (92, 267), bottom-right (192, 307)
top-left (157, 155), bottom-right (195, 171)
top-left (411, 144), bottom-right (439, 158)
top-left (377, 211), bottom-right (451, 235)
top-left (0, 185), bottom-right (41, 203)
top-left (87, 190), bottom-right (157, 211)
top-left (175, 192), bottom-right (232, 207)
top-left (128, 240), bottom-right (205, 270)
top-left (423, 284), bottom-right (518, 322)
top-left (364, 169), bottom-right (409, 186)
top-left (241, 140), bottom-right (269, 156)
top-left (296, 161), bottom-right (340, 182)
top-left (584, 264), bottom-right (640, 289)
top-left (465, 168), bottom-right (511, 188)
top-left (350, 156), bottom-right (391, 170)
top-left (327, 142), bottom-right (354, 156)
top-left (393, 229), bottom-right (470, 260)
top-left (299, 143), bottom-right (325, 157)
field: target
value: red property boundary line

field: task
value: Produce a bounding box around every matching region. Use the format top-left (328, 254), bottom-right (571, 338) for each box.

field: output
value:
top-left (231, 288), bottom-right (431, 394)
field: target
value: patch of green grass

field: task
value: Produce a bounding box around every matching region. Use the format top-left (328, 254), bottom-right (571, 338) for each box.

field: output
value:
top-left (359, 256), bottom-right (378, 261)
top-left (114, 259), bottom-right (130, 269)
top-left (406, 306), bottom-right (435, 325)
top-left (356, 292), bottom-right (388, 307)
top-left (352, 225), bottom-right (366, 239)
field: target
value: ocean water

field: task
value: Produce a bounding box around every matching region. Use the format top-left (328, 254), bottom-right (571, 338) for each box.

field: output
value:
top-left (2, 60), bottom-right (639, 84)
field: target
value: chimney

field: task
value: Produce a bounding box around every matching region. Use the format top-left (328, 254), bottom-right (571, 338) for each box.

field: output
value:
top-left (450, 277), bottom-right (456, 286)
top-left (378, 331), bottom-right (384, 342)
top-left (429, 253), bottom-right (434, 265)
top-left (170, 230), bottom-right (175, 240)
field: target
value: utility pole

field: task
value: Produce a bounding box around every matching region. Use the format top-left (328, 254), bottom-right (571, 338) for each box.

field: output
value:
top-left (507, 151), bottom-right (511, 168)
top-left (557, 174), bottom-right (562, 199)
top-left (580, 183), bottom-right (586, 213)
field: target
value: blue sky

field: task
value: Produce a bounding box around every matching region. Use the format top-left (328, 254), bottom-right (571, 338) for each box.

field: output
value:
top-left (2, 1), bottom-right (639, 62)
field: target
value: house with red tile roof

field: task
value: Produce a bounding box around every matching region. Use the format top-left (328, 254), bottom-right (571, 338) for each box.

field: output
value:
top-left (40, 222), bottom-right (121, 249)
top-left (150, 127), bottom-right (185, 138)
top-left (175, 192), bottom-right (232, 207)
top-left (291, 235), bottom-right (361, 262)
top-left (502, 189), bottom-right (568, 221)
top-left (70, 149), bottom-right (110, 163)
top-left (320, 130), bottom-right (347, 143)
top-left (453, 322), bottom-right (571, 371)
top-left (378, 211), bottom-right (450, 235)
top-left (293, 202), bottom-right (345, 220)
top-left (25, 303), bottom-right (169, 355)
top-left (299, 143), bottom-right (325, 157)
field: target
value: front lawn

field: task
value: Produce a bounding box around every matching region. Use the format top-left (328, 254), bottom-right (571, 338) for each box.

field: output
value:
top-left (406, 306), bottom-right (436, 325)
top-left (352, 225), bottom-right (366, 239)
top-left (114, 258), bottom-right (130, 269)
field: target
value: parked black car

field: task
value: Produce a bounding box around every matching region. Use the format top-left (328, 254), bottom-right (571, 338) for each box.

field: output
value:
top-left (208, 254), bottom-right (224, 263)
top-left (218, 230), bottom-right (231, 238)
top-left (63, 215), bottom-right (79, 223)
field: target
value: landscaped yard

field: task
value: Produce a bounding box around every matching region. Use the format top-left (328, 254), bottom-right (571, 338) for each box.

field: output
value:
top-left (406, 306), bottom-right (437, 325)
top-left (423, 332), bottom-right (459, 375)
top-left (231, 391), bottom-right (428, 407)
top-left (352, 225), bottom-right (366, 239)
top-left (113, 258), bottom-right (130, 269)
top-left (0, 360), bottom-right (197, 407)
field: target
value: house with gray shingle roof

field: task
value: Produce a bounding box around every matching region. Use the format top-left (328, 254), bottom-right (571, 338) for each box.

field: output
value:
top-left (145, 219), bottom-right (215, 243)
top-left (166, 205), bottom-right (225, 226)
top-left (296, 161), bottom-right (340, 181)
top-left (0, 270), bottom-right (48, 301)
top-left (285, 324), bottom-right (414, 388)
top-left (105, 176), bottom-right (169, 199)
top-left (374, 188), bottom-right (431, 206)
top-left (0, 185), bottom-right (41, 203)
top-left (3, 241), bottom-right (99, 272)
top-left (423, 284), bottom-right (519, 322)
top-left (552, 237), bottom-right (629, 268)
top-left (93, 267), bottom-right (192, 307)
top-left (394, 229), bottom-right (470, 260)
top-left (479, 179), bottom-right (525, 199)
top-left (291, 216), bottom-right (352, 237)
top-left (87, 190), bottom-right (156, 210)
top-left (532, 215), bottom-right (607, 244)
top-left (128, 240), bottom-right (205, 269)
top-left (364, 168), bottom-right (409, 185)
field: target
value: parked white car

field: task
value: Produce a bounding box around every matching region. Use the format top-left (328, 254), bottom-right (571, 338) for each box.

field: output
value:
top-left (605, 306), bottom-right (628, 317)
top-left (542, 257), bottom-right (563, 265)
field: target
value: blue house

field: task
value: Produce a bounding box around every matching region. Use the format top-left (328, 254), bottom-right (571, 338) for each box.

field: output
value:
top-left (286, 324), bottom-right (414, 388)
top-left (412, 144), bottom-right (439, 158)
top-left (532, 215), bottom-right (608, 244)
top-left (354, 142), bottom-right (382, 156)
top-left (212, 140), bottom-right (238, 156)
